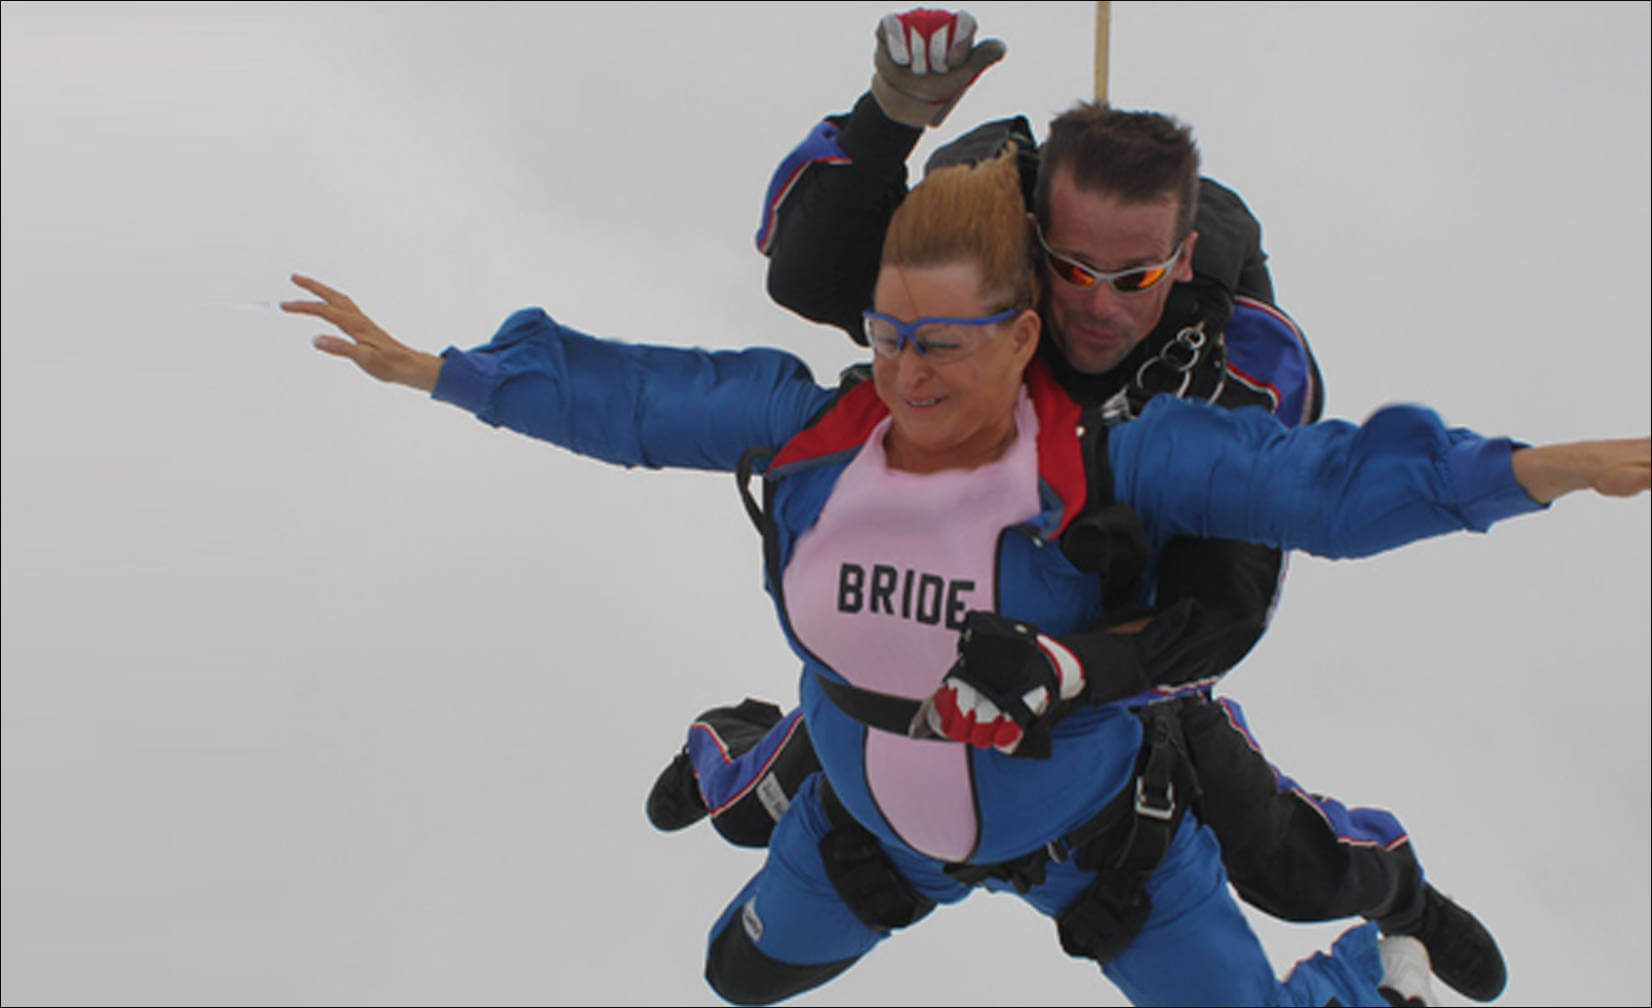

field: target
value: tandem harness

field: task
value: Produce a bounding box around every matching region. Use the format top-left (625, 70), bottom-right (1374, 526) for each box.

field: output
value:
top-left (734, 367), bottom-right (1180, 963)
top-left (811, 702), bottom-right (1196, 965)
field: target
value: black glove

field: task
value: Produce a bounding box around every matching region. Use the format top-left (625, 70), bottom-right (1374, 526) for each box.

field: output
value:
top-left (917, 611), bottom-right (1086, 759)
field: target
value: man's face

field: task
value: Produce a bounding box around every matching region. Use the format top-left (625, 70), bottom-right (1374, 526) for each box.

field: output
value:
top-left (1038, 166), bottom-right (1195, 375)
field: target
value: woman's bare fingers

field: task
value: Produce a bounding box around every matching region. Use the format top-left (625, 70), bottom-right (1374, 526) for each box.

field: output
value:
top-left (281, 283), bottom-right (390, 349)
top-left (289, 273), bottom-right (358, 310)
top-left (312, 332), bottom-right (401, 382)
top-left (311, 334), bottom-right (361, 359)
top-left (279, 298), bottom-right (347, 325)
top-left (283, 273), bottom-right (441, 391)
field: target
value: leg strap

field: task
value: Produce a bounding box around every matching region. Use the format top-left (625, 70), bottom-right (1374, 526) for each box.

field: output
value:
top-left (816, 778), bottom-right (936, 933)
top-left (1056, 703), bottom-right (1196, 964)
top-left (1055, 865), bottom-right (1156, 965)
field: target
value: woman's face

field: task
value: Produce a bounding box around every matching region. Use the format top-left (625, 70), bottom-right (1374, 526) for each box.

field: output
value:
top-left (871, 259), bottom-right (1040, 474)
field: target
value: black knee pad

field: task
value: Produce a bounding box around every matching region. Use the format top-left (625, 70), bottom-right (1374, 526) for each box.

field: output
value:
top-left (704, 909), bottom-right (859, 1006)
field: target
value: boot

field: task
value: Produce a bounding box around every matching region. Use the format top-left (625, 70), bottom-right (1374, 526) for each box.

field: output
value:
top-left (644, 698), bottom-right (784, 833)
top-left (644, 748), bottom-right (706, 832)
top-left (1381, 884), bottom-right (1507, 1002)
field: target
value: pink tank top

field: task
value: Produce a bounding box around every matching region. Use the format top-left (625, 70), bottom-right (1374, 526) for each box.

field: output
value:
top-left (783, 392), bottom-right (1041, 860)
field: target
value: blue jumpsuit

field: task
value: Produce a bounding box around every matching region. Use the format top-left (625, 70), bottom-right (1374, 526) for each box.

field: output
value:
top-left (432, 307), bottom-right (1540, 1005)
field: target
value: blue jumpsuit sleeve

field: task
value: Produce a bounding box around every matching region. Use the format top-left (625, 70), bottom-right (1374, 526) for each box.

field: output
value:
top-left (754, 118), bottom-right (853, 256)
top-left (430, 307), bottom-right (834, 472)
top-left (1110, 397), bottom-right (1546, 558)
top-left (1224, 298), bottom-right (1319, 427)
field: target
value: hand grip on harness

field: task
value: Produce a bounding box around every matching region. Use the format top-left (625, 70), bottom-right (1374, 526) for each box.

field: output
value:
top-left (922, 611), bottom-right (1085, 758)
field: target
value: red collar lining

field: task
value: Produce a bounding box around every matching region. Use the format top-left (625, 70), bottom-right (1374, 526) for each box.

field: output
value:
top-left (770, 358), bottom-right (1088, 533)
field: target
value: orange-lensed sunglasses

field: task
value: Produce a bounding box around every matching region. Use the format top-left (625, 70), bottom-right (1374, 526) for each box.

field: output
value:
top-left (1034, 220), bottom-right (1186, 294)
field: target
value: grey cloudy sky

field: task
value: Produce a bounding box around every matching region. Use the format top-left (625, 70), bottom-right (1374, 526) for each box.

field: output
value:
top-left (3, 3), bottom-right (1648, 1005)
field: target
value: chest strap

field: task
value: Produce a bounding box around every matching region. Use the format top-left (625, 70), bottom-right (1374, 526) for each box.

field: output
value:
top-left (816, 672), bottom-right (924, 736)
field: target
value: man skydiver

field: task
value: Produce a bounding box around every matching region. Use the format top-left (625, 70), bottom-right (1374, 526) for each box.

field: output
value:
top-left (643, 8), bottom-right (1508, 1003)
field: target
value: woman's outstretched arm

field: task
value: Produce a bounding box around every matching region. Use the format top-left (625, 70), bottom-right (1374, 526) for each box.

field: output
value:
top-left (281, 274), bottom-right (833, 473)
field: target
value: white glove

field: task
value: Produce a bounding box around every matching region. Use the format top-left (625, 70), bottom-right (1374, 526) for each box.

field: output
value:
top-left (871, 9), bottom-right (1006, 129)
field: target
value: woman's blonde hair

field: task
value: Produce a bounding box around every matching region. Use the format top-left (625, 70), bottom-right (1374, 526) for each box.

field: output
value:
top-left (880, 148), bottom-right (1039, 312)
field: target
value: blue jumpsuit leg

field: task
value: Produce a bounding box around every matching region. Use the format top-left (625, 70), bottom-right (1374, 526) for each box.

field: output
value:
top-left (704, 770), bottom-right (980, 1008)
top-left (707, 777), bottom-right (1387, 1006)
top-left (706, 773), bottom-right (884, 968)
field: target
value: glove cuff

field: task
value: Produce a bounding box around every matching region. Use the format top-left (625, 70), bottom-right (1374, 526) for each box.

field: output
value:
top-left (1034, 635), bottom-right (1086, 701)
top-left (870, 71), bottom-right (952, 129)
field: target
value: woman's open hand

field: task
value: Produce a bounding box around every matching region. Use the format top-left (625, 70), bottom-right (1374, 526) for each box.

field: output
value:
top-left (281, 274), bottom-right (442, 392)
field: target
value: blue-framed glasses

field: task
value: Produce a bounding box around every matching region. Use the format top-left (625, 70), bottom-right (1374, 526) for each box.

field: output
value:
top-left (861, 307), bottom-right (1023, 364)
top-left (1034, 219), bottom-right (1185, 294)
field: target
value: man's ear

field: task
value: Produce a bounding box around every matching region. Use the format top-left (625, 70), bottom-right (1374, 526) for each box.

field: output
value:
top-left (1174, 229), bottom-right (1199, 283)
top-left (1026, 210), bottom-right (1046, 247)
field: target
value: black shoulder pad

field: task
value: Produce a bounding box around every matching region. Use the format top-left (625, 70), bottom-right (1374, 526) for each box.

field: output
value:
top-left (1189, 177), bottom-right (1272, 303)
top-left (924, 116), bottom-right (1040, 208)
top-left (1160, 281), bottom-right (1234, 341)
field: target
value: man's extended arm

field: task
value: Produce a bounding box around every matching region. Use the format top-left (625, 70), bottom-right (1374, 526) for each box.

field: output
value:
top-left (759, 10), bottom-right (1003, 339)
top-left (760, 94), bottom-right (920, 341)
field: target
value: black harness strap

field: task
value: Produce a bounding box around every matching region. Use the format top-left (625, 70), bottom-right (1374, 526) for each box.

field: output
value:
top-left (816, 675), bottom-right (923, 737)
top-left (734, 363), bottom-right (872, 539)
top-left (1056, 413), bottom-right (1149, 612)
top-left (736, 446), bottom-right (775, 536)
top-left (942, 702), bottom-right (1188, 883)
top-left (1056, 703), bottom-right (1195, 965)
top-left (936, 704), bottom-right (1193, 965)
top-left (816, 777), bottom-right (936, 933)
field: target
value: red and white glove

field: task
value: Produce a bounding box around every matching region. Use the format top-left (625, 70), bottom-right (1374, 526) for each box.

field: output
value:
top-left (919, 612), bottom-right (1086, 758)
top-left (871, 9), bottom-right (1006, 129)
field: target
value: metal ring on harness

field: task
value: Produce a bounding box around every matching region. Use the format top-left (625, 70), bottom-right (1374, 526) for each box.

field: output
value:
top-left (1133, 322), bottom-right (1207, 399)
top-left (1105, 321), bottom-right (1231, 425)
top-left (1135, 777), bottom-right (1176, 822)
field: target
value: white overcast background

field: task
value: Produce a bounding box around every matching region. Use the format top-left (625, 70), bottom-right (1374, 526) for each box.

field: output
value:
top-left (3, 4), bottom-right (1648, 1006)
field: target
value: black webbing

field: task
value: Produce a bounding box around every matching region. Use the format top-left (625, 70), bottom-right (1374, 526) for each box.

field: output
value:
top-left (816, 674), bottom-right (923, 736)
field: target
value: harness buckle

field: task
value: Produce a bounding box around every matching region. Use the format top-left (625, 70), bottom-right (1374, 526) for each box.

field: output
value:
top-left (1133, 776), bottom-right (1176, 822)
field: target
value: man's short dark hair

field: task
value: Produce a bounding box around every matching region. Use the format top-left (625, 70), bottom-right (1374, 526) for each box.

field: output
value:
top-left (1033, 103), bottom-right (1201, 239)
